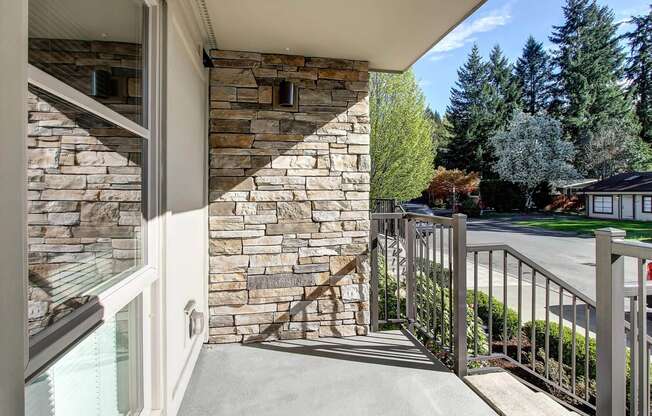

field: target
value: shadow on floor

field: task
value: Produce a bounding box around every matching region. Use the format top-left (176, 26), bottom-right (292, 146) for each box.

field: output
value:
top-left (242, 329), bottom-right (450, 372)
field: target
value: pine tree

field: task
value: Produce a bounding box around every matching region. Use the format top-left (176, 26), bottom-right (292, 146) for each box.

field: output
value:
top-left (550, 0), bottom-right (636, 174)
top-left (626, 8), bottom-right (652, 144)
top-left (514, 36), bottom-right (553, 114)
top-left (487, 45), bottom-right (520, 129)
top-left (445, 45), bottom-right (496, 177)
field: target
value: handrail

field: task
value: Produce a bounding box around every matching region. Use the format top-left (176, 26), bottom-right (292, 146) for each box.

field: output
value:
top-left (467, 243), bottom-right (596, 308)
top-left (612, 239), bottom-right (652, 259)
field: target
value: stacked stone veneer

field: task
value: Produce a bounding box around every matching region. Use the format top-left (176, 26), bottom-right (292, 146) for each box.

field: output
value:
top-left (27, 88), bottom-right (142, 336)
top-left (29, 38), bottom-right (143, 124)
top-left (207, 50), bottom-right (371, 343)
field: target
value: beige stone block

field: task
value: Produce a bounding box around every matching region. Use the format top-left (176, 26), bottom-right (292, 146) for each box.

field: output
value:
top-left (298, 247), bottom-right (338, 257)
top-left (341, 284), bottom-right (369, 302)
top-left (237, 88), bottom-right (258, 103)
top-left (210, 177), bottom-right (255, 192)
top-left (242, 245), bottom-right (281, 254)
top-left (262, 54), bottom-right (305, 66)
top-left (210, 229), bottom-right (264, 239)
top-left (80, 202), bottom-right (119, 223)
top-left (330, 255), bottom-right (356, 276)
top-left (312, 211), bottom-right (340, 222)
top-left (250, 253), bottom-right (298, 268)
top-left (242, 235), bottom-right (283, 246)
top-left (313, 200), bottom-right (350, 210)
top-left (305, 176), bottom-right (341, 190)
top-left (209, 216), bottom-right (244, 231)
top-left (209, 202), bottom-right (236, 216)
top-left (249, 191), bottom-right (294, 201)
top-left (209, 281), bottom-right (247, 291)
top-left (236, 325), bottom-right (259, 335)
top-left (210, 134), bottom-right (255, 149)
top-left (209, 290), bottom-right (248, 306)
top-left (209, 239), bottom-right (242, 255)
top-left (28, 148), bottom-right (60, 169)
top-left (259, 86), bottom-right (272, 104)
top-left (209, 334), bottom-right (242, 344)
top-left (318, 69), bottom-right (359, 81)
top-left (210, 109), bottom-right (256, 120)
top-left (345, 191), bottom-right (369, 200)
top-left (44, 174), bottom-right (86, 190)
top-left (318, 325), bottom-right (357, 337)
top-left (253, 67), bottom-right (277, 78)
top-left (211, 68), bottom-right (257, 87)
top-left (305, 286), bottom-right (340, 300)
top-left (306, 190), bottom-right (345, 200)
top-left (210, 315), bottom-right (234, 327)
top-left (267, 222), bottom-right (320, 235)
top-left (330, 154), bottom-right (358, 172)
top-left (277, 201), bottom-right (311, 221)
top-left (250, 287), bottom-right (304, 298)
top-left (271, 156), bottom-right (317, 169)
top-left (209, 255), bottom-right (249, 273)
top-left (210, 86), bottom-right (237, 101)
top-left (234, 312), bottom-right (275, 325)
top-left (340, 210), bottom-right (368, 220)
top-left (211, 303), bottom-right (277, 316)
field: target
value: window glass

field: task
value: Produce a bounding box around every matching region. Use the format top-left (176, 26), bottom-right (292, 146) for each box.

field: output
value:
top-left (28, 0), bottom-right (146, 126)
top-left (26, 300), bottom-right (142, 416)
top-left (27, 86), bottom-right (144, 338)
top-left (643, 196), bottom-right (652, 213)
top-left (593, 196), bottom-right (612, 214)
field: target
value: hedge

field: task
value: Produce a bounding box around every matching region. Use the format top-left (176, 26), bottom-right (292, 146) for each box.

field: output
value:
top-left (468, 290), bottom-right (521, 341)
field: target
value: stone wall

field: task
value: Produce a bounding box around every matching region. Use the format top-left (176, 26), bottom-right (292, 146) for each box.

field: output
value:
top-left (29, 39), bottom-right (143, 124)
top-left (208, 50), bottom-right (371, 343)
top-left (27, 87), bottom-right (143, 336)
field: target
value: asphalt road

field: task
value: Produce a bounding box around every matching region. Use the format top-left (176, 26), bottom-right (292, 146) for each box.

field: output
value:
top-left (467, 217), bottom-right (599, 297)
top-left (401, 203), bottom-right (638, 300)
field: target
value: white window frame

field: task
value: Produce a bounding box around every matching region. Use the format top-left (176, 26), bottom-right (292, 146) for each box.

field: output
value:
top-left (24, 2), bottom-right (163, 415)
top-left (593, 195), bottom-right (614, 214)
top-left (643, 196), bottom-right (652, 214)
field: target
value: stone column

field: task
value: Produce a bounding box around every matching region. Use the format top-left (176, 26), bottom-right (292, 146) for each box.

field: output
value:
top-left (207, 50), bottom-right (371, 343)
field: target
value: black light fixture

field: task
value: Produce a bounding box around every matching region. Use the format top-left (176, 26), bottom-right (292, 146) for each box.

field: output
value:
top-left (90, 69), bottom-right (112, 98)
top-left (203, 49), bottom-right (214, 68)
top-left (278, 80), bottom-right (294, 107)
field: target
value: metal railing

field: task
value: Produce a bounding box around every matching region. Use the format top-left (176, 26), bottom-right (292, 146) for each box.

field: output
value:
top-left (370, 210), bottom-right (652, 416)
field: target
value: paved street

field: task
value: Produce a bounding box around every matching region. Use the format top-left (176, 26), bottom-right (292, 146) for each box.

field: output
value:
top-left (468, 216), bottom-right (640, 301)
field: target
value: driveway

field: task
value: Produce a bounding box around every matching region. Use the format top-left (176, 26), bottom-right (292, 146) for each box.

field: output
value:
top-left (469, 216), bottom-right (640, 300)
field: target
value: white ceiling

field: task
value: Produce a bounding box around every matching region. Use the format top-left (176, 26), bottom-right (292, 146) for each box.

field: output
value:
top-left (29, 0), bottom-right (143, 43)
top-left (203, 0), bottom-right (485, 72)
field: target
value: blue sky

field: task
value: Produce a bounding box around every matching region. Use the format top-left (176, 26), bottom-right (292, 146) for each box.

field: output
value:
top-left (413, 0), bottom-right (650, 115)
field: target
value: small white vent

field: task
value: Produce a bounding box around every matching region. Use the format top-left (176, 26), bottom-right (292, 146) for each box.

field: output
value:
top-left (625, 175), bottom-right (641, 181)
top-left (195, 0), bottom-right (217, 49)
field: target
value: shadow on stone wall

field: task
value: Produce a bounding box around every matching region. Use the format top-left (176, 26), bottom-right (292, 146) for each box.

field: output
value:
top-left (207, 51), bottom-right (372, 343)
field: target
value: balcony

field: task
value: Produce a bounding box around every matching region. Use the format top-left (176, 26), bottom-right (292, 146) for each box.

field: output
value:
top-left (179, 330), bottom-right (495, 416)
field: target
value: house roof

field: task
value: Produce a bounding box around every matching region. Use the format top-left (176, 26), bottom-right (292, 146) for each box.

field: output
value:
top-left (582, 172), bottom-right (652, 193)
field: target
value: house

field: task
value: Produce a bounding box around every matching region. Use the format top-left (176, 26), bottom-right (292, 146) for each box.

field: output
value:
top-left (582, 172), bottom-right (652, 221)
top-left (554, 178), bottom-right (598, 197)
top-left (2, 1), bottom-right (497, 416)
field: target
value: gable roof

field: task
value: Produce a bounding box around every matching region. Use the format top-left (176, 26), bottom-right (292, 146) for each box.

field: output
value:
top-left (583, 172), bottom-right (652, 193)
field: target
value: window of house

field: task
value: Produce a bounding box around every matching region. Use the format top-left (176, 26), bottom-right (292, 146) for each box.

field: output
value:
top-left (643, 196), bottom-right (652, 213)
top-left (25, 0), bottom-right (159, 413)
top-left (593, 195), bottom-right (613, 214)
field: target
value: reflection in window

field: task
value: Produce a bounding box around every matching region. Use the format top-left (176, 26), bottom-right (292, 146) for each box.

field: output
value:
top-left (28, 0), bottom-right (146, 125)
top-left (26, 300), bottom-right (142, 416)
top-left (593, 195), bottom-right (613, 214)
top-left (27, 86), bottom-right (144, 337)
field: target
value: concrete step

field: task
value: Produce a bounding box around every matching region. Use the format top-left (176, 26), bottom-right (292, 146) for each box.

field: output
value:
top-left (465, 371), bottom-right (577, 416)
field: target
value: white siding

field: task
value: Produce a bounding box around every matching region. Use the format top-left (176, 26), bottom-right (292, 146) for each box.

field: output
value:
top-left (164, 2), bottom-right (209, 414)
top-left (621, 195), bottom-right (634, 220)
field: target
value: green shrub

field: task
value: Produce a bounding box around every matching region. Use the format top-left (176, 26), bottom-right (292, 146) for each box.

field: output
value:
top-left (460, 197), bottom-right (481, 217)
top-left (480, 180), bottom-right (525, 212)
top-left (467, 291), bottom-right (521, 341)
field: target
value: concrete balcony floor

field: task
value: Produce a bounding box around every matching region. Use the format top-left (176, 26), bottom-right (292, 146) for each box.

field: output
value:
top-left (179, 330), bottom-right (496, 416)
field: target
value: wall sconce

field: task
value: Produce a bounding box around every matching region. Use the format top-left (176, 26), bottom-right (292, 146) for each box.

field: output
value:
top-left (279, 80), bottom-right (294, 107)
top-left (90, 69), bottom-right (113, 98)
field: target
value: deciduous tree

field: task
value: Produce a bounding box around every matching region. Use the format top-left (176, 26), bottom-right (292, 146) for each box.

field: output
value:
top-left (490, 111), bottom-right (578, 208)
top-left (370, 70), bottom-right (435, 201)
top-left (427, 167), bottom-right (480, 206)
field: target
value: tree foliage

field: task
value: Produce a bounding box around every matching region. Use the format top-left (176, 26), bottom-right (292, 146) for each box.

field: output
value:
top-left (427, 167), bottom-right (480, 204)
top-left (549, 0), bottom-right (638, 172)
top-left (626, 7), bottom-right (652, 144)
top-left (515, 36), bottom-right (553, 114)
top-left (445, 45), bottom-right (499, 176)
top-left (370, 70), bottom-right (435, 200)
top-left (490, 111), bottom-right (578, 208)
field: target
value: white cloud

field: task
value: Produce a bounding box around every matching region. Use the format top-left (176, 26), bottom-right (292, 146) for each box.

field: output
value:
top-left (419, 79), bottom-right (433, 88)
top-left (428, 3), bottom-right (513, 58)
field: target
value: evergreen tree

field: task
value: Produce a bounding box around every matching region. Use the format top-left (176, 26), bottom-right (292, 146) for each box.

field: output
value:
top-left (370, 70), bottom-right (435, 201)
top-left (626, 8), bottom-right (652, 144)
top-left (514, 36), bottom-right (553, 114)
top-left (426, 108), bottom-right (452, 166)
top-left (550, 0), bottom-right (637, 174)
top-left (445, 45), bottom-right (497, 177)
top-left (487, 45), bottom-right (520, 129)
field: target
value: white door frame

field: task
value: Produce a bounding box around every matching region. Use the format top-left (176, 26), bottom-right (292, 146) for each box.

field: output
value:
top-left (0, 1), bottom-right (28, 415)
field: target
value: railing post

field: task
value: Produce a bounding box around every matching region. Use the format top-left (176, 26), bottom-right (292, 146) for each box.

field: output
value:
top-left (405, 218), bottom-right (416, 333)
top-left (452, 214), bottom-right (468, 377)
top-left (595, 228), bottom-right (627, 416)
top-left (370, 216), bottom-right (379, 332)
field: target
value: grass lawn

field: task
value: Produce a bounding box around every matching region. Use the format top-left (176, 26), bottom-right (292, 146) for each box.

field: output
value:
top-left (514, 215), bottom-right (652, 242)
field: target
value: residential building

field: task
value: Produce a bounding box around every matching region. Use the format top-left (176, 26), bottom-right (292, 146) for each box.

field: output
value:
top-left (582, 172), bottom-right (652, 221)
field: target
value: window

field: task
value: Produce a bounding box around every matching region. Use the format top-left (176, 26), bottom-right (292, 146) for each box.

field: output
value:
top-left (25, 1), bottom-right (160, 413)
top-left (593, 195), bottom-right (613, 214)
top-left (643, 196), bottom-right (652, 213)
top-left (26, 299), bottom-right (142, 416)
top-left (28, 0), bottom-right (146, 126)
